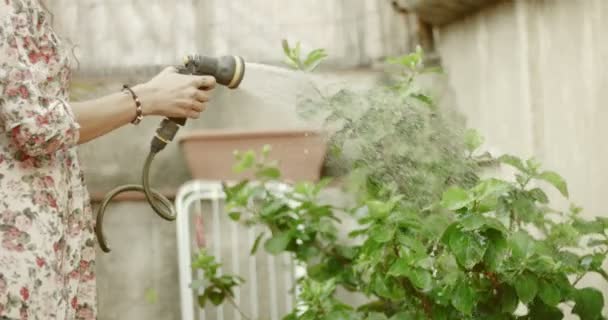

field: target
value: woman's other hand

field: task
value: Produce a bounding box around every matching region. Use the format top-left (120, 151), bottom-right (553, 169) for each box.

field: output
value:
top-left (134, 67), bottom-right (217, 119)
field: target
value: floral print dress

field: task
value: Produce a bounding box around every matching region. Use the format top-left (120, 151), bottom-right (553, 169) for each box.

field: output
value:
top-left (0, 0), bottom-right (96, 319)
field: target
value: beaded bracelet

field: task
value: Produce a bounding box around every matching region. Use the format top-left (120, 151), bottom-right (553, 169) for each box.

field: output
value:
top-left (122, 84), bottom-right (143, 125)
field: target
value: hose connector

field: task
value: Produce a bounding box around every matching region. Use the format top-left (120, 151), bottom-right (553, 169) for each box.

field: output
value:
top-left (151, 118), bottom-right (180, 153)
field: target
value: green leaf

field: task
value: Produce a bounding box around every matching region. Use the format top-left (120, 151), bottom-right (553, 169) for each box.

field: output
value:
top-left (538, 279), bottom-right (561, 306)
top-left (370, 225), bottom-right (395, 243)
top-left (371, 274), bottom-right (393, 299)
top-left (397, 234), bottom-right (426, 255)
top-left (451, 278), bottom-right (476, 315)
top-left (572, 287), bottom-right (604, 320)
top-left (573, 218), bottom-right (606, 235)
top-left (366, 312), bottom-right (388, 320)
top-left (460, 214), bottom-right (508, 234)
top-left (233, 150), bottom-right (255, 173)
top-left (294, 181), bottom-right (314, 197)
top-left (509, 231), bottom-right (535, 260)
top-left (264, 232), bottom-right (291, 255)
top-left (261, 144), bottom-right (272, 157)
top-left (367, 200), bottom-right (394, 219)
top-left (464, 129), bottom-right (484, 152)
top-left (514, 272), bottom-right (538, 304)
top-left (293, 41), bottom-right (301, 55)
top-left (389, 312), bottom-right (412, 320)
top-left (580, 254), bottom-right (606, 271)
top-left (388, 258), bottom-right (409, 277)
top-left (255, 167), bottom-right (281, 180)
top-left (499, 285), bottom-right (518, 314)
top-left (303, 48), bottom-right (328, 71)
top-left (411, 93), bottom-right (433, 106)
top-left (326, 309), bottom-right (359, 320)
top-left (449, 229), bottom-right (487, 269)
top-left (228, 211), bottom-right (241, 221)
top-left (440, 223), bottom-right (459, 245)
top-left (538, 171), bottom-right (569, 197)
top-left (203, 287), bottom-right (225, 306)
top-left (281, 39), bottom-right (291, 57)
top-left (529, 188), bottom-right (549, 204)
top-left (283, 58), bottom-right (299, 69)
top-left (260, 200), bottom-right (287, 218)
top-left (471, 178), bottom-right (511, 202)
top-left (250, 232), bottom-right (265, 255)
top-left (511, 196), bottom-right (537, 224)
top-left (387, 53), bottom-right (421, 68)
top-left (441, 187), bottom-right (472, 211)
top-left (525, 158), bottom-right (541, 174)
top-left (408, 268), bottom-right (432, 291)
top-left (498, 155), bottom-right (526, 172)
top-left (528, 255), bottom-right (557, 274)
top-left (527, 299), bottom-right (564, 320)
top-left (484, 230), bottom-right (508, 271)
top-left (459, 214), bottom-right (486, 231)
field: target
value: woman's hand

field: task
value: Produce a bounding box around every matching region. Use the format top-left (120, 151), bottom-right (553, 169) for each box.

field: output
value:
top-left (134, 67), bottom-right (217, 119)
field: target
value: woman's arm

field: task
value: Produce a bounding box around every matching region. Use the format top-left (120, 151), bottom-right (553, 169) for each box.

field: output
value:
top-left (72, 70), bottom-right (216, 144)
top-left (71, 88), bottom-right (141, 144)
top-left (0, 5), bottom-right (215, 153)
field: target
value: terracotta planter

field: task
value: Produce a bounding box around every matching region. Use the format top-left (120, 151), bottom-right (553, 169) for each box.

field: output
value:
top-left (178, 129), bottom-right (327, 182)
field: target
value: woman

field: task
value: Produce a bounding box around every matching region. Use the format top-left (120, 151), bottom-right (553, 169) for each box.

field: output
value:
top-left (0, 1), bottom-right (216, 319)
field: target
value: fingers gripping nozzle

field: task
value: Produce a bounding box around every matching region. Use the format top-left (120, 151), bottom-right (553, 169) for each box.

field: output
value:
top-left (168, 54), bottom-right (246, 128)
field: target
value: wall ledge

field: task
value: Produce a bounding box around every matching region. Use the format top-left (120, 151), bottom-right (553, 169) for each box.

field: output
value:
top-left (396, 0), bottom-right (503, 26)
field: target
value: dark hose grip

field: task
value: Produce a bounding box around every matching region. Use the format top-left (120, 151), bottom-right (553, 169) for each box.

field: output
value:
top-left (169, 117), bottom-right (187, 126)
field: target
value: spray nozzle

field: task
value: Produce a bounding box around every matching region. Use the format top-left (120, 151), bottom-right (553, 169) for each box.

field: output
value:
top-left (180, 54), bottom-right (246, 89)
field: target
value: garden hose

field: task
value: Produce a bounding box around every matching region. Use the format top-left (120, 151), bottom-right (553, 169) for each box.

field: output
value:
top-left (94, 55), bottom-right (246, 253)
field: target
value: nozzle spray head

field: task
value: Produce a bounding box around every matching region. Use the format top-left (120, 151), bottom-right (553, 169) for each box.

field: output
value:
top-left (181, 54), bottom-right (245, 89)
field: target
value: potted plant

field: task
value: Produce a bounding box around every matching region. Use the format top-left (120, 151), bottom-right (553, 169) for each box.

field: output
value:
top-left (179, 129), bottom-right (327, 182)
top-left (190, 47), bottom-right (608, 319)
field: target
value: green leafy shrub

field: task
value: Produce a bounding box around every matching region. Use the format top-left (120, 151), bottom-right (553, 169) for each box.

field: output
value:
top-left (296, 46), bottom-right (487, 208)
top-left (190, 48), bottom-right (608, 319)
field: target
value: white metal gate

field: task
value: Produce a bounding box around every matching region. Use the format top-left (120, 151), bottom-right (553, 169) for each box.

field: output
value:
top-left (176, 180), bottom-right (302, 320)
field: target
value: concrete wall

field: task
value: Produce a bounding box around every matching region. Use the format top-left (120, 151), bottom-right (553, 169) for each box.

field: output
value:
top-left (437, 0), bottom-right (608, 315)
top-left (46, 0), bottom-right (411, 72)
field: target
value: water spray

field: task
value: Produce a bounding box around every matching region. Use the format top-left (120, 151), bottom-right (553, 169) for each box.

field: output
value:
top-left (94, 54), bottom-right (246, 253)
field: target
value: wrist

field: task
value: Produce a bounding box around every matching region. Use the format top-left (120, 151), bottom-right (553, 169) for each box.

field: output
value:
top-left (131, 83), bottom-right (155, 117)
top-left (122, 84), bottom-right (144, 124)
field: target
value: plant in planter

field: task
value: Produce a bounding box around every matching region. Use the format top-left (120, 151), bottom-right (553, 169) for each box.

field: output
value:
top-left (190, 46), bottom-right (608, 319)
